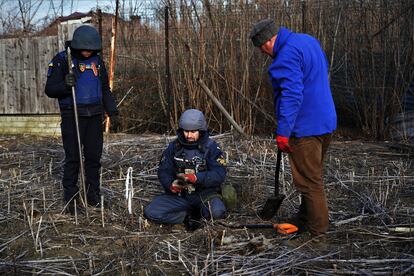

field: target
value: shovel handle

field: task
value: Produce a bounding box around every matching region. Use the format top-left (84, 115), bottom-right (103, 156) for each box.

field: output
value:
top-left (274, 150), bottom-right (282, 197)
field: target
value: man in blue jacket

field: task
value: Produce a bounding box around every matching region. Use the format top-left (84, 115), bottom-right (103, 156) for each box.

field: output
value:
top-left (144, 109), bottom-right (227, 230)
top-left (250, 19), bottom-right (337, 245)
top-left (45, 25), bottom-right (118, 214)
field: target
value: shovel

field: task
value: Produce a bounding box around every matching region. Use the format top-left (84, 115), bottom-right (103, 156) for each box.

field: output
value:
top-left (259, 149), bottom-right (285, 220)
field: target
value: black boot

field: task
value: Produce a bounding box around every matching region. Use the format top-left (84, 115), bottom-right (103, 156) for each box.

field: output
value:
top-left (65, 200), bottom-right (84, 215)
top-left (87, 196), bottom-right (110, 209)
top-left (184, 210), bottom-right (202, 231)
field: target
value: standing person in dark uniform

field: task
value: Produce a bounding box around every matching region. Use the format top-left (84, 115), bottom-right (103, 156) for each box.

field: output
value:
top-left (144, 109), bottom-right (227, 229)
top-left (249, 19), bottom-right (337, 246)
top-left (45, 25), bottom-right (118, 214)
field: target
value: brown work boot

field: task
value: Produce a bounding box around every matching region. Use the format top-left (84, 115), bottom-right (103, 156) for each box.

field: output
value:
top-left (283, 232), bottom-right (327, 250)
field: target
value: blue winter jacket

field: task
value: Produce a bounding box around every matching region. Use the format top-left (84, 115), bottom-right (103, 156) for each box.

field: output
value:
top-left (269, 27), bottom-right (337, 138)
top-left (157, 131), bottom-right (227, 196)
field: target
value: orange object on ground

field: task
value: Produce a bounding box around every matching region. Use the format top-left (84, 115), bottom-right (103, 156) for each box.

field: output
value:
top-left (242, 223), bottom-right (298, 235)
top-left (274, 223), bottom-right (299, 234)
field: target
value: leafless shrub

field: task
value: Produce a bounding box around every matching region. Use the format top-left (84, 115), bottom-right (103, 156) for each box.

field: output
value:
top-left (109, 0), bottom-right (414, 139)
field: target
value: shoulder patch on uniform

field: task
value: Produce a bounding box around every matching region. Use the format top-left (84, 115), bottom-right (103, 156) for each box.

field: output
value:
top-left (47, 62), bottom-right (54, 77)
top-left (216, 155), bottom-right (227, 166)
top-left (91, 62), bottom-right (98, 76)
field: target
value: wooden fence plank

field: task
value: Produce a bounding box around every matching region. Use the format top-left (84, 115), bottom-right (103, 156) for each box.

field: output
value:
top-left (32, 37), bottom-right (40, 114)
top-left (5, 39), bottom-right (16, 113)
top-left (22, 38), bottom-right (30, 114)
top-left (0, 115), bottom-right (61, 136)
top-left (0, 41), bottom-right (5, 114)
top-left (39, 36), bottom-right (60, 114)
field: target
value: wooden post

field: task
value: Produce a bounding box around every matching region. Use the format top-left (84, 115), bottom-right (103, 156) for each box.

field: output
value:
top-left (106, 0), bottom-right (119, 133)
top-left (197, 78), bottom-right (247, 137)
top-left (301, 0), bottom-right (307, 33)
top-left (165, 6), bottom-right (172, 133)
top-left (97, 9), bottom-right (103, 57)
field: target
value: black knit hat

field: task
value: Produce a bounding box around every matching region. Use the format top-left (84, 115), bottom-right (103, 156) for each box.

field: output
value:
top-left (249, 19), bottom-right (277, 47)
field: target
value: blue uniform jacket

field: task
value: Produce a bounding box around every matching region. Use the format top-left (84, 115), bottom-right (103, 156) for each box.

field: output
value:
top-left (157, 132), bottom-right (226, 195)
top-left (269, 27), bottom-right (337, 138)
top-left (45, 51), bottom-right (118, 117)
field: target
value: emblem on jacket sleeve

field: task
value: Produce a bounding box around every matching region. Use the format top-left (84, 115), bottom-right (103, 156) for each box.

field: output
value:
top-left (79, 63), bottom-right (86, 72)
top-left (47, 62), bottom-right (53, 77)
top-left (217, 155), bottom-right (227, 166)
top-left (91, 62), bottom-right (98, 77)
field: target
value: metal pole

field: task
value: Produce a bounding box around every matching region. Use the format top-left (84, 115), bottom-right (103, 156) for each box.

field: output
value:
top-left (67, 46), bottom-right (88, 218)
top-left (165, 5), bottom-right (171, 133)
top-left (97, 9), bottom-right (103, 57)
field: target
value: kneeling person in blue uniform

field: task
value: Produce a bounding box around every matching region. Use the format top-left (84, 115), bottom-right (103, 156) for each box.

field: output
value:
top-left (144, 109), bottom-right (227, 229)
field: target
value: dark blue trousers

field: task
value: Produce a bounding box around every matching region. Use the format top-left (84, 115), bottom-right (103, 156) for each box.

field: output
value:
top-left (61, 114), bottom-right (103, 204)
top-left (144, 193), bottom-right (226, 224)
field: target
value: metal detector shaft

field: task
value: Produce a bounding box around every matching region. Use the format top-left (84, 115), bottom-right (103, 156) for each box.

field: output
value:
top-left (67, 47), bottom-right (88, 217)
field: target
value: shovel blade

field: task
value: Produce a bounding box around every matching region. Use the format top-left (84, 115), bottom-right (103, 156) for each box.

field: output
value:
top-left (258, 194), bottom-right (286, 220)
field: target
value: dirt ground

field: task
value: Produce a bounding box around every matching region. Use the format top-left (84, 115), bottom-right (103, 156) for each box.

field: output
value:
top-left (0, 133), bottom-right (413, 275)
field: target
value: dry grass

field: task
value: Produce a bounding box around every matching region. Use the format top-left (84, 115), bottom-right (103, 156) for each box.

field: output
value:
top-left (0, 133), bottom-right (413, 275)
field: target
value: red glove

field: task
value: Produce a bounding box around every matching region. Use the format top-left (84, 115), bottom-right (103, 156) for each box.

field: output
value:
top-left (276, 135), bottom-right (292, 153)
top-left (170, 180), bottom-right (183, 193)
top-left (177, 173), bottom-right (197, 184)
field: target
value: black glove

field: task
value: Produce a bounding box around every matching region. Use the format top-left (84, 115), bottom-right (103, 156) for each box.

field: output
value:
top-left (110, 115), bottom-right (118, 128)
top-left (107, 114), bottom-right (120, 132)
top-left (65, 73), bottom-right (75, 87)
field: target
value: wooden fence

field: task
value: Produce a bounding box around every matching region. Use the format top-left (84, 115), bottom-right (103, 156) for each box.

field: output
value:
top-left (0, 23), bottom-right (89, 135)
top-left (0, 36), bottom-right (59, 114)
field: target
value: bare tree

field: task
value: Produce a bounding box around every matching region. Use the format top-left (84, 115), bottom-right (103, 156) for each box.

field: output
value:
top-left (0, 0), bottom-right (48, 34)
top-left (17, 0), bottom-right (45, 32)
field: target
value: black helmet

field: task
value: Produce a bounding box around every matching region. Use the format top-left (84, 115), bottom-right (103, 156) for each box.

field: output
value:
top-left (70, 25), bottom-right (102, 51)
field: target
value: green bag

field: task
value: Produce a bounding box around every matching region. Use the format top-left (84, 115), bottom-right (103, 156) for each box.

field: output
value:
top-left (221, 183), bottom-right (237, 210)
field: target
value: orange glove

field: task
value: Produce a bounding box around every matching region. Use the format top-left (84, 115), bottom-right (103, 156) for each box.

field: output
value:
top-left (276, 135), bottom-right (292, 153)
top-left (170, 180), bottom-right (183, 193)
top-left (177, 173), bottom-right (197, 184)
